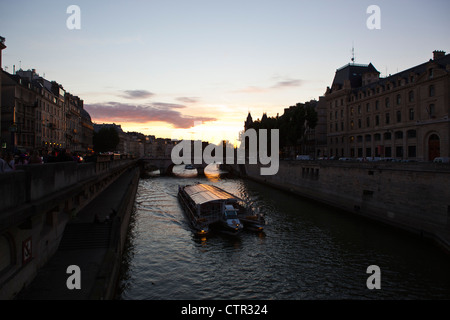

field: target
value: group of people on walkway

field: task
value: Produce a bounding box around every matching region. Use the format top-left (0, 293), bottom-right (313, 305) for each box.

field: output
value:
top-left (0, 148), bottom-right (87, 173)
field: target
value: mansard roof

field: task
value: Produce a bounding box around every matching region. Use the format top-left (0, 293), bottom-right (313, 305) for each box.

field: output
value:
top-left (331, 63), bottom-right (379, 90)
top-left (353, 52), bottom-right (450, 94)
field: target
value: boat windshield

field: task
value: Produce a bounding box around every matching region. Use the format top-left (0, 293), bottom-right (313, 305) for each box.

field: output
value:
top-left (224, 210), bottom-right (238, 219)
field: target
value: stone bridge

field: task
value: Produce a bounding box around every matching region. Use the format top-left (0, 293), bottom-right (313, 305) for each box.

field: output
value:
top-left (139, 157), bottom-right (209, 176)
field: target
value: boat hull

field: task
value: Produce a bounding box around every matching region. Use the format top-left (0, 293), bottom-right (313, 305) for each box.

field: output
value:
top-left (178, 188), bottom-right (210, 236)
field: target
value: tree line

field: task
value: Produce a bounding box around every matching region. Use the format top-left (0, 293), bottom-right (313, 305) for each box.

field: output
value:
top-left (245, 101), bottom-right (318, 152)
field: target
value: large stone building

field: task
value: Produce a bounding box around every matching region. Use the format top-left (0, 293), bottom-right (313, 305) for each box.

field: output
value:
top-left (0, 36), bottom-right (6, 148)
top-left (1, 68), bottom-right (94, 155)
top-left (324, 50), bottom-right (450, 161)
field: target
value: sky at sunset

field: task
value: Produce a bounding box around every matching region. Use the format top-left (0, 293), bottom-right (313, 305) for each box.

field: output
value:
top-left (1, 0), bottom-right (449, 144)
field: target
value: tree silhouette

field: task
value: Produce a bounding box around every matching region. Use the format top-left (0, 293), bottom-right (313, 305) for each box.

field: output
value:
top-left (246, 102), bottom-right (318, 152)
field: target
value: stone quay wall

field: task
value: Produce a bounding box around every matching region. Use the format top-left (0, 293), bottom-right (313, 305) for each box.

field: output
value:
top-left (0, 158), bottom-right (137, 299)
top-left (235, 160), bottom-right (450, 252)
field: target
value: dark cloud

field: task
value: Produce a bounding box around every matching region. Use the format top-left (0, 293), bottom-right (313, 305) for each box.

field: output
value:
top-left (233, 78), bottom-right (303, 93)
top-left (176, 97), bottom-right (201, 104)
top-left (85, 102), bottom-right (216, 128)
top-left (152, 102), bottom-right (186, 109)
top-left (121, 90), bottom-right (155, 99)
top-left (271, 79), bottom-right (303, 88)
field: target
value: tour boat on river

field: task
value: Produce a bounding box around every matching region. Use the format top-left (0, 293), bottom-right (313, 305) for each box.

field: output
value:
top-left (177, 183), bottom-right (265, 236)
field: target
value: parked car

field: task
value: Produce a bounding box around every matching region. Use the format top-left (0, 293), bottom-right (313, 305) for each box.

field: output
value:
top-left (433, 157), bottom-right (450, 163)
top-left (380, 157), bottom-right (399, 162)
top-left (296, 155), bottom-right (311, 160)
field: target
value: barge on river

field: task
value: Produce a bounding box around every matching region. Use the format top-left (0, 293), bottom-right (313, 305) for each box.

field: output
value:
top-left (178, 183), bottom-right (265, 236)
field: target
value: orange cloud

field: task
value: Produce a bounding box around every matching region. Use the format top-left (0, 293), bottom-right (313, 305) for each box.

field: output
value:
top-left (85, 102), bottom-right (216, 128)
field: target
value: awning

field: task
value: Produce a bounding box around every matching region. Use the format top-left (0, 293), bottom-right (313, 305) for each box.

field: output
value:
top-left (183, 184), bottom-right (241, 205)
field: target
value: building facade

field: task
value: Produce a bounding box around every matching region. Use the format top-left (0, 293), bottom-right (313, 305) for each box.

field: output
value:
top-left (0, 36), bottom-right (6, 148)
top-left (325, 50), bottom-right (450, 161)
top-left (1, 68), bottom-right (94, 155)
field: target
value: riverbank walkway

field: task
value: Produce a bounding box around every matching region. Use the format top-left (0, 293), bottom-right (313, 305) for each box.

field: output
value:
top-left (16, 168), bottom-right (138, 300)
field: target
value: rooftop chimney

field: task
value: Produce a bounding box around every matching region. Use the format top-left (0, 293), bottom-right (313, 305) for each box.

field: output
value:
top-left (433, 50), bottom-right (446, 60)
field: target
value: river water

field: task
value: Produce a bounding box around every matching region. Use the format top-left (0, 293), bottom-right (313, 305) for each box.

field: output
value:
top-left (117, 165), bottom-right (450, 300)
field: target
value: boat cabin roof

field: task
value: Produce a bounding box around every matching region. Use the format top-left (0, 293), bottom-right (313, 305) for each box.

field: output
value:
top-left (183, 184), bottom-right (242, 205)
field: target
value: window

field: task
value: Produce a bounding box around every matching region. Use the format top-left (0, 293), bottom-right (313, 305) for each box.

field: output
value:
top-left (396, 94), bottom-right (402, 105)
top-left (358, 119), bottom-right (362, 129)
top-left (350, 107), bottom-right (354, 116)
top-left (358, 105), bottom-right (361, 115)
top-left (429, 85), bottom-right (435, 97)
top-left (357, 136), bottom-right (363, 143)
top-left (409, 108), bottom-right (415, 121)
top-left (365, 134), bottom-right (372, 142)
top-left (396, 110), bottom-right (402, 123)
top-left (428, 104), bottom-right (436, 118)
top-left (407, 130), bottom-right (417, 139)
top-left (395, 131), bottom-right (403, 139)
top-left (366, 148), bottom-right (372, 157)
top-left (385, 97), bottom-right (390, 108)
top-left (350, 120), bottom-right (354, 129)
top-left (375, 115), bottom-right (380, 126)
top-left (396, 146), bottom-right (404, 158)
top-left (409, 91), bottom-right (414, 102)
top-left (384, 132), bottom-right (391, 140)
top-left (366, 117), bottom-right (371, 127)
top-left (385, 113), bottom-right (390, 124)
top-left (366, 103), bottom-right (371, 112)
top-left (428, 69), bottom-right (433, 79)
top-left (374, 133), bottom-right (381, 141)
top-left (375, 100), bottom-right (380, 110)
top-left (358, 148), bottom-right (363, 157)
top-left (385, 147), bottom-right (392, 157)
top-left (408, 146), bottom-right (416, 158)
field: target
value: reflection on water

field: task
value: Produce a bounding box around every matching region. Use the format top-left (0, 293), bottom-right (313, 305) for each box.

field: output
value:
top-left (117, 164), bottom-right (450, 300)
